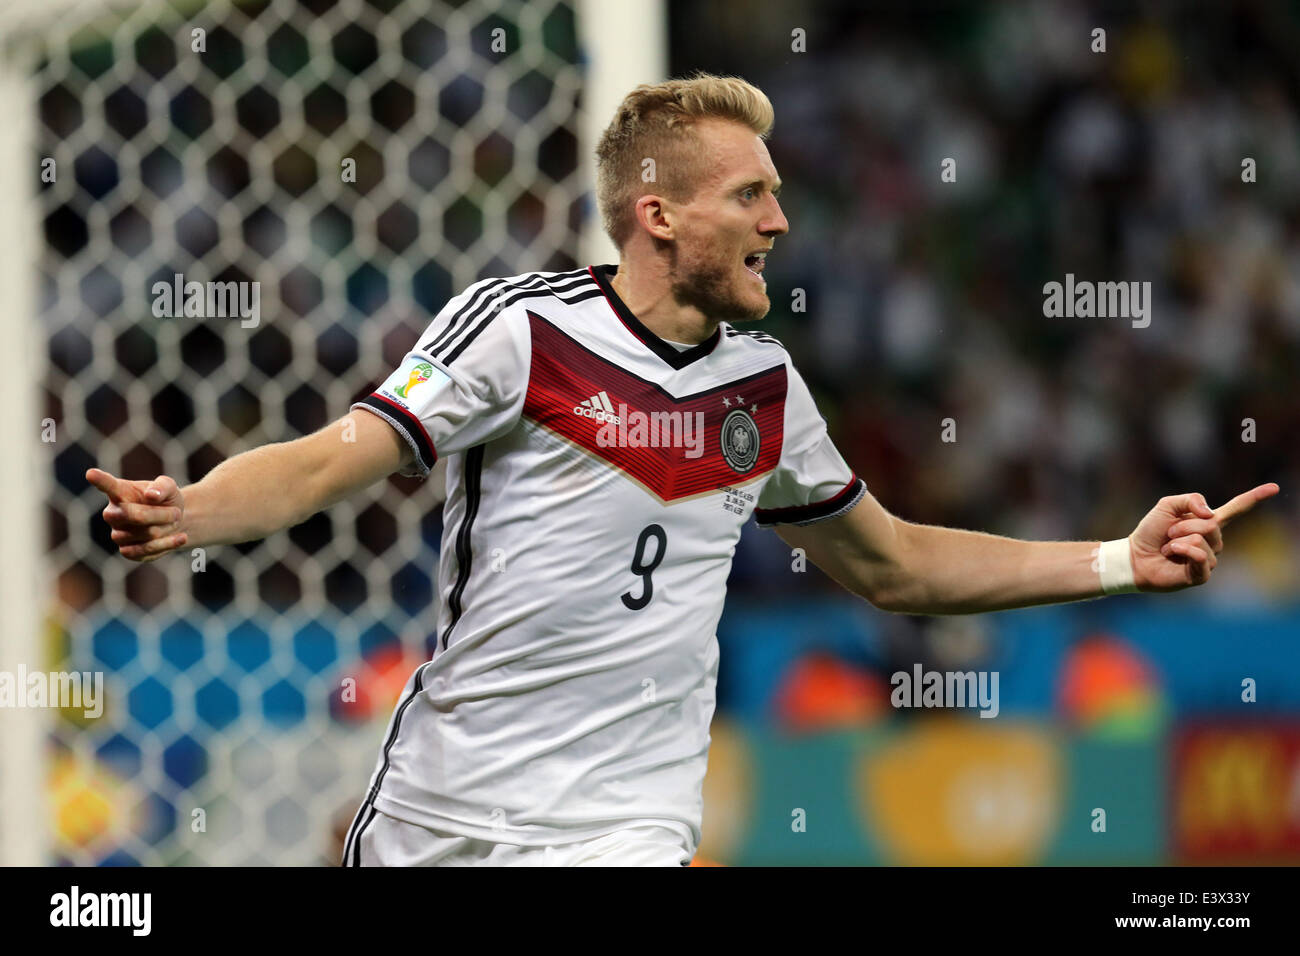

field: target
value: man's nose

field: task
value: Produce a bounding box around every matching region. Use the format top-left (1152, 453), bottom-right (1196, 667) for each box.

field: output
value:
top-left (762, 197), bottom-right (789, 236)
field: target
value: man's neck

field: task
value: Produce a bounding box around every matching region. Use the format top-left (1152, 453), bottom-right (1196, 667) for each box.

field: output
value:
top-left (609, 263), bottom-right (716, 346)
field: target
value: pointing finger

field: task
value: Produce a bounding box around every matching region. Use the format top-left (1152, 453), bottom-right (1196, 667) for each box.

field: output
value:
top-left (1214, 483), bottom-right (1281, 528)
top-left (86, 468), bottom-right (125, 504)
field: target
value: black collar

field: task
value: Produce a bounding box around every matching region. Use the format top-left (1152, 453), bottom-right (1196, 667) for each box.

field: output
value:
top-left (588, 264), bottom-right (721, 370)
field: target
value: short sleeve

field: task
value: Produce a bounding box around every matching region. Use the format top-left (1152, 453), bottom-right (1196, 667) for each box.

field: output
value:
top-left (352, 280), bottom-right (531, 478)
top-left (754, 358), bottom-right (866, 527)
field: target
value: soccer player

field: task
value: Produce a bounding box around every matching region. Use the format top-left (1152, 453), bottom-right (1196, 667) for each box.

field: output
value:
top-left (87, 73), bottom-right (1278, 867)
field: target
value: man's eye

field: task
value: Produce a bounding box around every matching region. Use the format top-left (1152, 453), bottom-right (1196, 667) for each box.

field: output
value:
top-left (741, 188), bottom-right (756, 200)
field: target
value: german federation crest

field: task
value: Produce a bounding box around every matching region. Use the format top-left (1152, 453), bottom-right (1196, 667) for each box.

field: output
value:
top-left (720, 408), bottom-right (761, 473)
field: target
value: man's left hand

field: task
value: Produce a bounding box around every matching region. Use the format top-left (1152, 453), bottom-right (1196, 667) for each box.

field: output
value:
top-left (1128, 483), bottom-right (1280, 592)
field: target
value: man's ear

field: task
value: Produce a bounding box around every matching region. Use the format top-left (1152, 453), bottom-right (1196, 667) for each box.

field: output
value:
top-left (633, 193), bottom-right (675, 242)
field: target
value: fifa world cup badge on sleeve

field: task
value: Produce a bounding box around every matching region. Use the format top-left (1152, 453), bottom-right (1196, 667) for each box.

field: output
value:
top-left (379, 356), bottom-right (452, 409)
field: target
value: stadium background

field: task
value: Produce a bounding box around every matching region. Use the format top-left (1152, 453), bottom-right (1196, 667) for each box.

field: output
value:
top-left (3, 0), bottom-right (1297, 865)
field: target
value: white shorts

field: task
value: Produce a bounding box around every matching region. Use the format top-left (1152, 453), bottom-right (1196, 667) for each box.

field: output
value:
top-left (347, 808), bottom-right (693, 867)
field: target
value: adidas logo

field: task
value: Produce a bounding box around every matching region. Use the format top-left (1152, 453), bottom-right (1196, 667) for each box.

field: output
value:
top-left (572, 390), bottom-right (622, 425)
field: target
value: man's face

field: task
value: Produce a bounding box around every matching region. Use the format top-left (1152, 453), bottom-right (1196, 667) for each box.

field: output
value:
top-left (666, 119), bottom-right (789, 322)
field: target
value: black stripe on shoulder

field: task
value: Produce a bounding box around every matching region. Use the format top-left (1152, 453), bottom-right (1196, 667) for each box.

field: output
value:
top-left (724, 326), bottom-right (786, 348)
top-left (423, 269), bottom-right (592, 358)
top-left (421, 276), bottom-right (514, 356)
top-left (725, 328), bottom-right (782, 343)
top-left (441, 283), bottom-right (602, 366)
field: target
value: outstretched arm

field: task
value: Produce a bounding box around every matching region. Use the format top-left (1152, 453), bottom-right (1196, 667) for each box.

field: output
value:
top-left (87, 410), bottom-right (413, 561)
top-left (778, 483), bottom-right (1280, 615)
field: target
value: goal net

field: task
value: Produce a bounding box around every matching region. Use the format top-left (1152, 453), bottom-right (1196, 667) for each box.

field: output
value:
top-left (6, 0), bottom-right (659, 865)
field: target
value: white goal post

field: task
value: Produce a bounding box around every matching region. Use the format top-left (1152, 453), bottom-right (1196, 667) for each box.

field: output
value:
top-left (0, 0), bottom-right (148, 873)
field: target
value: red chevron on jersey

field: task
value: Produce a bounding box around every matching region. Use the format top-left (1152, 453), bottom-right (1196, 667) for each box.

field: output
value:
top-left (523, 310), bottom-right (786, 500)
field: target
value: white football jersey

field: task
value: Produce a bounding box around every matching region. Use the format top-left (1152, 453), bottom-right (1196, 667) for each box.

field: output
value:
top-left (343, 264), bottom-right (866, 862)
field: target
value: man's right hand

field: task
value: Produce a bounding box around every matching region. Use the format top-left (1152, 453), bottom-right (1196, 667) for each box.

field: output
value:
top-left (86, 468), bottom-right (189, 562)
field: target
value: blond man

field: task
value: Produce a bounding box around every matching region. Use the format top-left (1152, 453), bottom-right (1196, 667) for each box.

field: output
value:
top-left (89, 73), bottom-right (1277, 866)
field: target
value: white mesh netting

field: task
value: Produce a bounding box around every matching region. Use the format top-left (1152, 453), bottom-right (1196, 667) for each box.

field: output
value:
top-left (33, 0), bottom-right (585, 864)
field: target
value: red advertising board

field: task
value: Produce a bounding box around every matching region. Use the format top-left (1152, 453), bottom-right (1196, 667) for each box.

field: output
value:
top-left (1172, 723), bottom-right (1300, 862)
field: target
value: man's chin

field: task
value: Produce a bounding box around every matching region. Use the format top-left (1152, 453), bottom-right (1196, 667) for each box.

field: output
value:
top-left (729, 293), bottom-right (770, 322)
top-left (673, 274), bottom-right (769, 321)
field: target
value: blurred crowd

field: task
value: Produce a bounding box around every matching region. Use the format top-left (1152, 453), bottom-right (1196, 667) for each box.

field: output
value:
top-left (668, 0), bottom-right (1300, 603)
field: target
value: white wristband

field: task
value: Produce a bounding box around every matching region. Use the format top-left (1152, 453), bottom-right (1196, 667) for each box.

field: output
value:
top-left (1097, 536), bottom-right (1138, 595)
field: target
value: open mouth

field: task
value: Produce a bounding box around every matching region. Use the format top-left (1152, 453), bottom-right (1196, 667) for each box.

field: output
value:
top-left (743, 250), bottom-right (768, 280)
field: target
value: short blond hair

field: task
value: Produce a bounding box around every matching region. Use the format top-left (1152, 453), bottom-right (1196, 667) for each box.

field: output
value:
top-left (595, 72), bottom-right (774, 249)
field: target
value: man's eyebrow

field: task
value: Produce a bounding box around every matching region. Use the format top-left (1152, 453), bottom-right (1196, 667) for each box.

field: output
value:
top-left (736, 179), bottom-right (782, 196)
